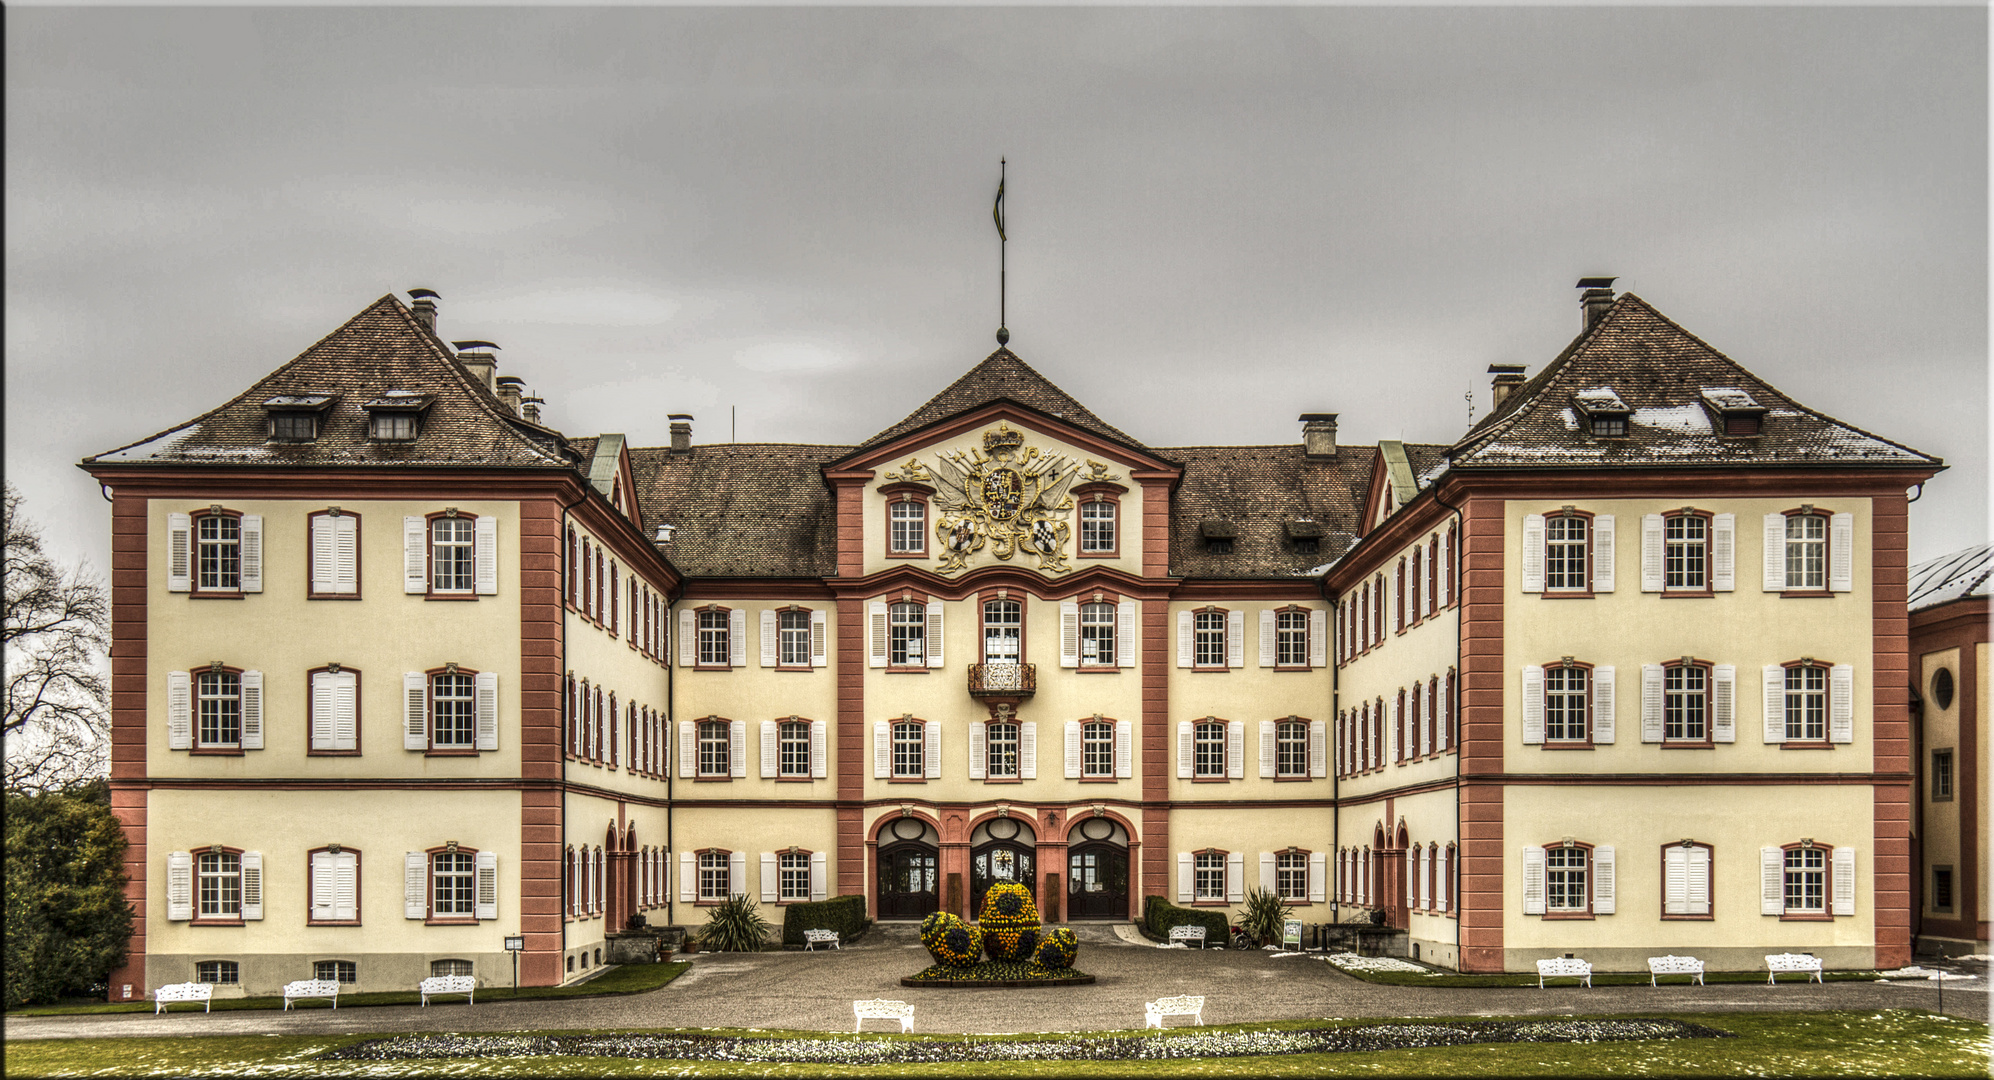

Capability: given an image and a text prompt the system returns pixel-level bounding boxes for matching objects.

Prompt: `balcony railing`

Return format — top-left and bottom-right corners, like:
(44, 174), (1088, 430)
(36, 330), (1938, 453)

(968, 662), (1036, 699)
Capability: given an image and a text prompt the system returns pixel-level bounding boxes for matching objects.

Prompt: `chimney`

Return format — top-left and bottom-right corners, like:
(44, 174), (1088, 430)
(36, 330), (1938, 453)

(669, 414), (694, 455)
(494, 376), (524, 416)
(452, 340), (500, 391)
(1300, 413), (1339, 459)
(1488, 364), (1527, 411)
(408, 288), (440, 333)
(1577, 276), (1617, 330)
(520, 395), (544, 426)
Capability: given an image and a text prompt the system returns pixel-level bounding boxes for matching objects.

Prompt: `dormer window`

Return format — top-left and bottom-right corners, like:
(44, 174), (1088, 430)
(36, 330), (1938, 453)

(1572, 387), (1630, 439)
(1701, 388), (1765, 438)
(1285, 519), (1324, 556)
(371, 413), (418, 441)
(1199, 520), (1235, 555)
(364, 393), (433, 443)
(261, 394), (335, 442)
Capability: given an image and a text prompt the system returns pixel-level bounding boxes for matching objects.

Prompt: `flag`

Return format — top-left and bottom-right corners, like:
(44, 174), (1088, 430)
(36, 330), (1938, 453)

(992, 177), (1006, 241)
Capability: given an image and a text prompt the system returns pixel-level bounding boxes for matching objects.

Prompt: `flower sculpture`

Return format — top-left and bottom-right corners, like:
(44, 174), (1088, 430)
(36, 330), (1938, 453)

(919, 911), (980, 968)
(1031, 926), (1079, 970)
(976, 882), (1042, 961)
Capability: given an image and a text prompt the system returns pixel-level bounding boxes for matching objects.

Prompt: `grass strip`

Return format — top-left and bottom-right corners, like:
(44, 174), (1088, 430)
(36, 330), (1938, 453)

(1316, 960), (1890, 988)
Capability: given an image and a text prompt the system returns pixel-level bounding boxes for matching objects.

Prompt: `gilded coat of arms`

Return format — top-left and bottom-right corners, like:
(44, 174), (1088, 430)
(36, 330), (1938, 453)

(917, 423), (1081, 574)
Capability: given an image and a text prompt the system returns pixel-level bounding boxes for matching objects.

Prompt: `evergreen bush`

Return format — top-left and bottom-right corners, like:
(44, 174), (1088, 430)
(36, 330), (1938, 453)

(695, 895), (772, 952)
(778, 895), (869, 947)
(1141, 895), (1228, 942)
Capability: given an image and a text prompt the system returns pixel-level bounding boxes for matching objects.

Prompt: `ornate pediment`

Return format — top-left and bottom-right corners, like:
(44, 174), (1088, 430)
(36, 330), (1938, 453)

(917, 422), (1082, 575)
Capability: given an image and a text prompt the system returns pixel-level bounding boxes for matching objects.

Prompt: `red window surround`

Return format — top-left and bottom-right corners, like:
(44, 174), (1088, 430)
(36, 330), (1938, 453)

(881, 484), (931, 559)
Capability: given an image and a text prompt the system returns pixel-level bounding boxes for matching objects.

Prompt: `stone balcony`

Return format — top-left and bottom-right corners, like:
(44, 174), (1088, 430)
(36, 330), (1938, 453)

(968, 662), (1036, 700)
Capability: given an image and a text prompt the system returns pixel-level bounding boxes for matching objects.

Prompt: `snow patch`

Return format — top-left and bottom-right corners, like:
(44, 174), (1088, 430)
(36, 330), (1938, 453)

(97, 423), (203, 461)
(1630, 405), (1713, 435)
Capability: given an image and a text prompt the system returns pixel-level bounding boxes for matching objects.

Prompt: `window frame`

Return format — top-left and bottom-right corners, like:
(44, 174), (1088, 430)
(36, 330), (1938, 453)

(696, 718), (731, 779)
(1275, 850), (1309, 902)
(425, 846), (481, 925)
(1078, 600), (1118, 669)
(1542, 841), (1594, 920)
(307, 845), (362, 927)
(1932, 865), (1955, 913)
(1275, 718), (1309, 779)
(426, 512), (478, 597)
(697, 849), (732, 903)
(1932, 748), (1954, 801)
(194, 666), (245, 753)
(1781, 661), (1832, 747)
(777, 718), (812, 779)
(194, 846), (246, 925)
(306, 509), (363, 600)
(1541, 661), (1593, 748)
(426, 667), (480, 754)
(1193, 719), (1228, 780)
(1543, 510), (1594, 596)
(695, 606), (733, 669)
(1274, 606), (1311, 669)
(981, 596), (1026, 665)
(1661, 509), (1714, 595)
(984, 720), (1021, 780)
(313, 959), (359, 984)
(890, 719), (927, 780)
(776, 608), (813, 669)
(884, 489), (929, 558)
(1193, 850), (1227, 904)
(1779, 842), (1831, 921)
(887, 600), (927, 669)
(1659, 841), (1714, 921)
(1077, 491), (1121, 559)
(778, 851), (812, 902)
(1081, 719), (1115, 778)
(1192, 608), (1228, 670)
(1782, 510), (1831, 594)
(195, 960), (240, 985)
(192, 509), (245, 596)
(306, 665), (362, 756)
(1662, 659), (1714, 747)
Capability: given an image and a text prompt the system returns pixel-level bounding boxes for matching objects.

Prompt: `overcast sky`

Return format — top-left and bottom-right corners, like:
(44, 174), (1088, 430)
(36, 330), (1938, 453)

(6, 5), (1986, 579)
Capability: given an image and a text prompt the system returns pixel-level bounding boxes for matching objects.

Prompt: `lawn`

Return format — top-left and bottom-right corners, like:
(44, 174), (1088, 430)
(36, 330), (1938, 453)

(5, 1010), (1987, 1077)
(1317, 960), (1892, 988)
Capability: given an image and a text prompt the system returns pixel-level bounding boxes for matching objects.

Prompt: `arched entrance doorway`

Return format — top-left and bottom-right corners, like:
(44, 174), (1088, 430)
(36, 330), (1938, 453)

(1066, 817), (1130, 919)
(970, 817), (1036, 916)
(876, 818), (940, 919)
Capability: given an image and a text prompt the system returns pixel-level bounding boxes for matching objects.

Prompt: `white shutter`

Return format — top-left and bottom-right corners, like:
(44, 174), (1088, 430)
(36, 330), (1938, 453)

(1712, 513), (1735, 591)
(1060, 601), (1080, 668)
(1226, 720), (1245, 779)
(810, 851), (828, 901)
(1828, 512), (1854, 592)
(924, 722), (941, 779)
(167, 670), (192, 749)
(406, 851), (427, 919)
(1436, 539), (1451, 606)
(1308, 851), (1326, 902)
(166, 851), (194, 921)
(869, 601), (889, 668)
(679, 721), (696, 777)
(1712, 664), (1736, 742)
(1664, 846), (1689, 915)
(1118, 601), (1139, 668)
(1019, 721), (1038, 779)
(327, 670), (358, 751)
(679, 609), (697, 667)
(729, 719), (747, 778)
(1176, 611), (1195, 668)
(1064, 720), (1082, 778)
(1308, 719), (1326, 778)
(728, 609), (747, 668)
(1641, 514), (1665, 592)
(473, 515), (498, 594)
(1177, 852), (1194, 903)
(330, 513), (357, 594)
(1521, 514), (1546, 592)
(1686, 846), (1710, 915)
(404, 516), (428, 594)
(1761, 847), (1785, 915)
(1116, 719), (1133, 778)
(1437, 846), (1450, 912)
(1592, 514), (1614, 592)
(760, 853), (779, 902)
(1521, 666), (1545, 745)
(680, 852), (696, 903)
(810, 720), (828, 778)
(1592, 665), (1615, 744)
(760, 610), (779, 667)
(404, 672), (428, 750)
(761, 721), (779, 778)
(1764, 665), (1788, 743)
(1258, 610), (1277, 667)
(232, 849), (262, 920)
(239, 670), (263, 749)
(476, 850), (498, 919)
(1225, 851), (1244, 903)
(1832, 847), (1856, 915)
(1641, 664), (1665, 743)
(313, 850), (337, 921)
(1522, 846), (1546, 914)
(873, 721), (891, 779)
(312, 514), (338, 594)
(728, 850), (745, 898)
(810, 609), (828, 667)
(969, 720), (987, 779)
(1259, 851), (1277, 892)
(233, 514), (262, 593)
(1309, 609), (1326, 668)
(166, 513), (192, 592)
(1829, 664), (1855, 743)
(475, 671), (498, 751)
(1176, 721), (1194, 779)
(1418, 848), (1430, 909)
(329, 850), (356, 921)
(1762, 513), (1787, 591)
(1592, 845), (1615, 914)
(1259, 721), (1277, 778)
(1227, 609), (1245, 668)
(925, 601), (944, 668)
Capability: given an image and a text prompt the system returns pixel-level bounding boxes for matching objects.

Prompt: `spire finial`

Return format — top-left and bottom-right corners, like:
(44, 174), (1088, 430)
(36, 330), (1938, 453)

(993, 158), (1008, 346)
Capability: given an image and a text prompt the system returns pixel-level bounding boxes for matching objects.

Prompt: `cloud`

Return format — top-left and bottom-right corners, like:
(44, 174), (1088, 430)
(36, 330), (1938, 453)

(733, 341), (850, 374)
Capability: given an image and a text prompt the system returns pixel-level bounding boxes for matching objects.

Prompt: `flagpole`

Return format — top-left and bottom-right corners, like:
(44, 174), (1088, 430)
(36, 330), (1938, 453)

(997, 157), (1009, 347)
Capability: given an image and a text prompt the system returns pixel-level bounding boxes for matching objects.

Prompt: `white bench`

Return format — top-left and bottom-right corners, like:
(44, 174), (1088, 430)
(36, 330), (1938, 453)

(282, 979), (340, 1010)
(153, 982), (213, 1014)
(1169, 925), (1208, 949)
(1535, 957), (1593, 988)
(1646, 955), (1705, 986)
(853, 998), (914, 1033)
(1765, 953), (1824, 985)
(1145, 994), (1206, 1029)
(804, 929), (841, 951)
(419, 975), (477, 1006)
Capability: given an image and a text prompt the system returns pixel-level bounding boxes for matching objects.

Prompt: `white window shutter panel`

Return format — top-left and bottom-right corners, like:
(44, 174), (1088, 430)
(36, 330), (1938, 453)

(1829, 664), (1855, 743)
(761, 721), (779, 778)
(1641, 664), (1665, 743)
(1309, 609), (1327, 668)
(1258, 610), (1277, 667)
(1712, 513), (1735, 591)
(1832, 847), (1856, 915)
(924, 722), (941, 779)
(234, 514), (263, 593)
(313, 851), (336, 921)
(1521, 666), (1545, 744)
(334, 671), (358, 751)
(1019, 721), (1038, 779)
(810, 609), (828, 666)
(760, 610), (778, 667)
(760, 853), (779, 903)
(1176, 721), (1194, 779)
(1712, 665), (1736, 742)
(334, 851), (357, 921)
(1828, 513), (1854, 592)
(1764, 665), (1788, 743)
(332, 513), (357, 594)
(1522, 846), (1546, 915)
(1687, 846), (1710, 914)
(1226, 851), (1244, 903)
(1761, 847), (1786, 915)
(1118, 601), (1139, 668)
(1227, 720), (1245, 779)
(680, 852), (696, 903)
(810, 851), (828, 901)
(312, 514), (337, 594)
(473, 515), (498, 594)
(1258, 721), (1276, 778)
(679, 609), (697, 667)
(475, 671), (499, 751)
(1178, 853), (1194, 903)
(406, 852), (427, 919)
(969, 720), (987, 779)
(1591, 514), (1614, 592)
(166, 851), (193, 920)
(237, 850), (263, 920)
(1308, 851), (1327, 902)
(1664, 846), (1688, 915)
(1641, 514), (1665, 592)
(476, 850), (498, 919)
(166, 513), (192, 592)
(925, 601), (944, 668)
(239, 670), (263, 749)
(1176, 610), (1194, 668)
(1116, 719), (1133, 778)
(1308, 719), (1326, 778)
(404, 516), (428, 594)
(167, 670), (192, 749)
(1259, 851), (1277, 892)
(1592, 665), (1615, 744)
(1438, 846), (1451, 912)
(1227, 609), (1245, 668)
(679, 721), (696, 777)
(1763, 513), (1787, 591)
(727, 850), (745, 898)
(1064, 720), (1082, 779)
(1418, 848), (1431, 908)
(1059, 601), (1080, 667)
(873, 721), (890, 779)
(1436, 543), (1451, 607)
(869, 601), (889, 668)
(729, 719), (747, 778)
(1592, 845), (1615, 914)
(404, 672), (428, 750)
(728, 609), (747, 668)
(1521, 514), (1546, 592)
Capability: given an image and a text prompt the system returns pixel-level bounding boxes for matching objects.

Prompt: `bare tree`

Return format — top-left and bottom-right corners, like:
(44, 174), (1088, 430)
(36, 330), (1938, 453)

(4, 484), (110, 791)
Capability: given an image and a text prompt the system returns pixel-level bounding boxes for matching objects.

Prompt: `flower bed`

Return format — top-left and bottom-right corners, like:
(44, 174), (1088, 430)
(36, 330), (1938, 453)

(902, 960), (1096, 987)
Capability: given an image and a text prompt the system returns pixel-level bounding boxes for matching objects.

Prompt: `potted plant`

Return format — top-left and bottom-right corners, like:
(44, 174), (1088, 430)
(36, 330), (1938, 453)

(1234, 887), (1295, 948)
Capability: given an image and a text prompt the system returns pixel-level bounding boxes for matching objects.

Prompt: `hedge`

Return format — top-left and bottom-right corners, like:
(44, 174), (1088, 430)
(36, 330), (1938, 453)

(1142, 895), (1229, 942)
(780, 895), (870, 947)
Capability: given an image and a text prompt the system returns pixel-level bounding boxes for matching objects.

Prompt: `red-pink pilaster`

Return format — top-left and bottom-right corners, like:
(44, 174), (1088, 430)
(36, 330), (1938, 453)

(1870, 491), (1913, 968)
(105, 491), (150, 998)
(1456, 494), (1506, 971)
(836, 597), (868, 904)
(1140, 597), (1172, 904)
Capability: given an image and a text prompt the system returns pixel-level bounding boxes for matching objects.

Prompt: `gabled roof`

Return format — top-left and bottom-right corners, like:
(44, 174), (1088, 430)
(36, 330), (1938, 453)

(857, 347), (1145, 452)
(1158, 445), (1375, 578)
(1908, 544), (1992, 614)
(85, 295), (574, 469)
(632, 443), (855, 578)
(1448, 294), (1942, 471)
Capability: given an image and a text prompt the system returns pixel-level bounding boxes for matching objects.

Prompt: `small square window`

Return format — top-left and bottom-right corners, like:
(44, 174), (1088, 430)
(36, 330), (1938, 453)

(314, 960), (357, 984)
(271, 412), (318, 441)
(1932, 749), (1954, 801)
(1206, 537), (1233, 555)
(1293, 537), (1319, 555)
(1590, 415), (1626, 437)
(370, 412), (418, 441)
(196, 961), (239, 984)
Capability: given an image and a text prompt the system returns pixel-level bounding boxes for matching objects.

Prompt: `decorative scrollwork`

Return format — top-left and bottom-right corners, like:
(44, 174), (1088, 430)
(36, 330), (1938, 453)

(921, 423), (1079, 575)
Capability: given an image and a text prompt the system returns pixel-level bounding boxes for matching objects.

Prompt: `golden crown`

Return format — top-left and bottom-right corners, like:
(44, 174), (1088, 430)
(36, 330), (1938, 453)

(983, 423), (1025, 452)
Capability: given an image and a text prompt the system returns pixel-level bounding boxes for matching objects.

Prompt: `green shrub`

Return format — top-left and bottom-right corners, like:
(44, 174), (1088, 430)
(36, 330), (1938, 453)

(1142, 895), (1228, 942)
(5, 782), (132, 1008)
(779, 894), (869, 947)
(695, 895), (771, 952)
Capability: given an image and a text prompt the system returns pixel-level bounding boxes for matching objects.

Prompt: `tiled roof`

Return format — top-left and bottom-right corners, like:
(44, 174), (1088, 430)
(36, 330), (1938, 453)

(1158, 445), (1376, 578)
(1403, 443), (1451, 490)
(86, 295), (575, 470)
(1449, 295), (1941, 470)
(631, 443), (855, 578)
(1908, 544), (1992, 613)
(857, 348), (1145, 452)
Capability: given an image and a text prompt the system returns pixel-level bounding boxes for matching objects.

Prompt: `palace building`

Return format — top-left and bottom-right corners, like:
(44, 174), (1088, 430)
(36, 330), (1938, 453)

(82, 279), (1945, 996)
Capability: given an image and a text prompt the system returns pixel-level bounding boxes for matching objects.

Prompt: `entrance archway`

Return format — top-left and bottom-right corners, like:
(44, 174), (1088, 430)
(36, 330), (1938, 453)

(969, 817), (1036, 916)
(1065, 817), (1130, 920)
(876, 818), (940, 919)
